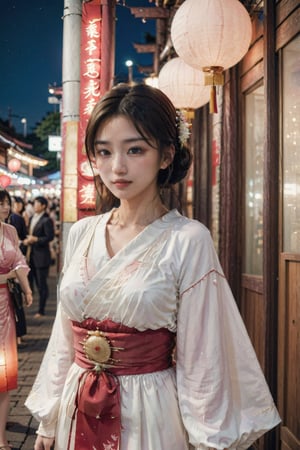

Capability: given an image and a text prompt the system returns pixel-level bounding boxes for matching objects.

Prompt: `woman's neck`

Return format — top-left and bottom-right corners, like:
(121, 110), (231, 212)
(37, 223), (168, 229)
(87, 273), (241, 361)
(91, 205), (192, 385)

(111, 199), (168, 228)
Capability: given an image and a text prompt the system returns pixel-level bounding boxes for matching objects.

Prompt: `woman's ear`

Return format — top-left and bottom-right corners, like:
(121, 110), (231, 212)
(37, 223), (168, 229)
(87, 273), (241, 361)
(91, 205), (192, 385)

(160, 145), (175, 170)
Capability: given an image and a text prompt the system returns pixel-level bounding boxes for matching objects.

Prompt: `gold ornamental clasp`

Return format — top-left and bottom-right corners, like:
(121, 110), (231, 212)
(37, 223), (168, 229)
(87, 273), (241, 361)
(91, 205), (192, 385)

(82, 330), (112, 364)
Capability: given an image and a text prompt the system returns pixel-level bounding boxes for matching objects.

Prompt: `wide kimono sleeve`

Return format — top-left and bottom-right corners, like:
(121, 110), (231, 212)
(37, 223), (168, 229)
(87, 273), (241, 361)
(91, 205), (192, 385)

(175, 221), (281, 450)
(24, 222), (79, 436)
(24, 302), (74, 436)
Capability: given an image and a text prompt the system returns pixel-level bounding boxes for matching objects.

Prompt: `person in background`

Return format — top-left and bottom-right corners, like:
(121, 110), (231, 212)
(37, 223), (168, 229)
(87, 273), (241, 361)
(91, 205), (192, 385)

(7, 196), (28, 345)
(9, 196), (27, 254)
(23, 196), (54, 318)
(23, 199), (34, 228)
(26, 84), (280, 450)
(0, 188), (33, 449)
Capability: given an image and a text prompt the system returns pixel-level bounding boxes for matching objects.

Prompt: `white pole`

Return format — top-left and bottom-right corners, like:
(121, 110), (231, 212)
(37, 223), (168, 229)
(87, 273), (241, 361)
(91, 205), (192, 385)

(62, 0), (81, 123)
(61, 0), (82, 257)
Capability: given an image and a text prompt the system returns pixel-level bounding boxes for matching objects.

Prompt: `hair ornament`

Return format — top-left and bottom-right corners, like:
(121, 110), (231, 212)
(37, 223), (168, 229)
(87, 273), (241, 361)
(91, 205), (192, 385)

(176, 110), (191, 147)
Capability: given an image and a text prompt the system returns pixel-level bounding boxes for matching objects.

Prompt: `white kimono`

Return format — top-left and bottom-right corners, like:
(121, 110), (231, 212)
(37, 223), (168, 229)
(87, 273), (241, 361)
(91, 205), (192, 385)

(25, 209), (280, 450)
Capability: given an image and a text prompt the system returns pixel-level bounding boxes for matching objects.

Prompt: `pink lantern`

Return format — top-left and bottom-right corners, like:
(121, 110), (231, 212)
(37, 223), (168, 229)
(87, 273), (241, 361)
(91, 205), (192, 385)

(0, 174), (12, 188)
(8, 158), (21, 173)
(171, 0), (252, 112)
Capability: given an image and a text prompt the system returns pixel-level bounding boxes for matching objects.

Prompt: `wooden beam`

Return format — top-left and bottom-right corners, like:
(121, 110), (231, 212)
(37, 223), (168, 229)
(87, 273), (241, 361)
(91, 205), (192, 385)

(137, 64), (154, 74)
(133, 43), (156, 53)
(129, 7), (170, 19)
(262, 2), (279, 448)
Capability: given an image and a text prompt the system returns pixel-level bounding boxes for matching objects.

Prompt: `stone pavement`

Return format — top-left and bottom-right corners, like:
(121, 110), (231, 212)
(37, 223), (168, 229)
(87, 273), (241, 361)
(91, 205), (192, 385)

(7, 271), (58, 450)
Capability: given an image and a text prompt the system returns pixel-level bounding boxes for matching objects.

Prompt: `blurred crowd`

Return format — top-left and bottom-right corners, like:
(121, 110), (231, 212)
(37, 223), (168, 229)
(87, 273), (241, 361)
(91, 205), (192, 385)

(9, 194), (60, 265)
(6, 193), (60, 342)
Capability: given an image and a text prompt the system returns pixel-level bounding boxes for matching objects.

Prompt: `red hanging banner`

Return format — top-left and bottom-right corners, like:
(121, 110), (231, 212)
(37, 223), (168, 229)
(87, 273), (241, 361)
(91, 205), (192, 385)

(77, 0), (102, 217)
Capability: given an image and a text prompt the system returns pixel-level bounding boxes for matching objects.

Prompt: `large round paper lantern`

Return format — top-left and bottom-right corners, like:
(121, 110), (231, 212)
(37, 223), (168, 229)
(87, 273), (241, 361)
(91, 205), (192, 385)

(8, 158), (21, 173)
(171, 0), (252, 112)
(158, 57), (210, 109)
(0, 174), (12, 188)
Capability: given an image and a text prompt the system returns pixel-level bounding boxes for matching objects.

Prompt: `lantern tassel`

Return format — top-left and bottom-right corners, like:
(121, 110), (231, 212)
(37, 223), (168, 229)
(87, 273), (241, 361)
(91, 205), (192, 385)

(210, 85), (218, 114)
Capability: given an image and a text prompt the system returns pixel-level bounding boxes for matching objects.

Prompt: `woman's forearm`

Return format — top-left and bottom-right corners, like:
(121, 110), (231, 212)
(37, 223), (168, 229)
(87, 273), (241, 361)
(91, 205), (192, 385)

(15, 267), (31, 292)
(15, 268), (33, 306)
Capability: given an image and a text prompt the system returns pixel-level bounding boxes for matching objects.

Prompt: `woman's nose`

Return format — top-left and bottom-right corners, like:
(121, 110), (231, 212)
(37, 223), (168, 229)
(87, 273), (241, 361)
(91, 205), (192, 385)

(112, 154), (127, 173)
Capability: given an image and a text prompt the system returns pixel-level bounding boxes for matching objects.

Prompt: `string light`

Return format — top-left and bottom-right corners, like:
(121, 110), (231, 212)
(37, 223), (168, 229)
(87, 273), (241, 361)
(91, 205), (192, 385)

(7, 147), (47, 167)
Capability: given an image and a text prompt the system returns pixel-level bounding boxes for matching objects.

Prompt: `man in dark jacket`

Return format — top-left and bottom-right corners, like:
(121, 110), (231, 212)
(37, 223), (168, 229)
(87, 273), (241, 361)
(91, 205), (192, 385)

(23, 196), (54, 317)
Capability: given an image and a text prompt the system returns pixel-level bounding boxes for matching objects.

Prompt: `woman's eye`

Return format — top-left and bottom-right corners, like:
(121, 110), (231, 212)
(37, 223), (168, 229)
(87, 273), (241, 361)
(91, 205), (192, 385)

(95, 148), (110, 157)
(128, 147), (143, 155)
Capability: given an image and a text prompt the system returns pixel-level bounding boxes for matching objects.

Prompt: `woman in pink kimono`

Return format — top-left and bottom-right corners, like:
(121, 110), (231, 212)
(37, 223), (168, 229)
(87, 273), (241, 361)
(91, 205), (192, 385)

(0, 189), (33, 449)
(26, 84), (280, 450)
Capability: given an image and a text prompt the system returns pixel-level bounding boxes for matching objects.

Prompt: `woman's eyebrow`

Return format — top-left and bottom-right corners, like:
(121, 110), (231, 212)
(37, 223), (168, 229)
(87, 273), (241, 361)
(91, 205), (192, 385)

(94, 137), (146, 145)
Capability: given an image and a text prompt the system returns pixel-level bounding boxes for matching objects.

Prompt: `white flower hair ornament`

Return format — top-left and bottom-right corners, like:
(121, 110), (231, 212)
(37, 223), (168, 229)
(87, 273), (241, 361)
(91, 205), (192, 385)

(176, 110), (191, 147)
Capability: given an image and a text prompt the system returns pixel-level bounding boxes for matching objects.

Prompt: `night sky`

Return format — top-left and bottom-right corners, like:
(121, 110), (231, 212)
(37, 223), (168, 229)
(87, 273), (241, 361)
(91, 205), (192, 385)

(0, 1), (155, 135)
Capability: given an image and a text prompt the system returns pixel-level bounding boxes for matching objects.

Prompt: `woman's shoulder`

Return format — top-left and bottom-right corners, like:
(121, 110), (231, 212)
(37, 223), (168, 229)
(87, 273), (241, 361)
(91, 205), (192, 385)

(169, 212), (219, 262)
(171, 212), (223, 279)
(172, 211), (211, 241)
(63, 214), (106, 262)
(3, 222), (18, 234)
(3, 222), (19, 241)
(69, 213), (106, 238)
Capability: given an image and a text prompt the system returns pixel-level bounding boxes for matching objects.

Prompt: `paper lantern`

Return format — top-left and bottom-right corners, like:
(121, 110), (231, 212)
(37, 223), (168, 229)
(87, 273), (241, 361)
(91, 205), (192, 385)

(158, 57), (210, 109)
(145, 75), (159, 88)
(171, 0), (252, 112)
(0, 174), (12, 188)
(8, 158), (21, 173)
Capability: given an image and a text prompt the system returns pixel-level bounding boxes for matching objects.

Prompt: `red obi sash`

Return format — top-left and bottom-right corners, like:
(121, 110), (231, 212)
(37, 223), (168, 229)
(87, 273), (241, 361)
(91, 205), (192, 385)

(70, 318), (175, 450)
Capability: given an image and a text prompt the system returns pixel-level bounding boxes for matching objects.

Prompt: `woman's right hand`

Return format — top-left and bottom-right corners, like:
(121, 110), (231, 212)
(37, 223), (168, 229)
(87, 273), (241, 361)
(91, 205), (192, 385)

(34, 434), (55, 450)
(24, 292), (33, 307)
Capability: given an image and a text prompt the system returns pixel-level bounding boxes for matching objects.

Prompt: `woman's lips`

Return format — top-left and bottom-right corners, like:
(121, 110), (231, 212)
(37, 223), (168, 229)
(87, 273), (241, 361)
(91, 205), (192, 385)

(112, 180), (132, 188)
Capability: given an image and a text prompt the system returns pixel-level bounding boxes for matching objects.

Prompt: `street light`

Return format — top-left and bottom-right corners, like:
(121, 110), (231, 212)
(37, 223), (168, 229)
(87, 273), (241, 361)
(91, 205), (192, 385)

(125, 60), (133, 85)
(48, 84), (62, 113)
(21, 118), (27, 137)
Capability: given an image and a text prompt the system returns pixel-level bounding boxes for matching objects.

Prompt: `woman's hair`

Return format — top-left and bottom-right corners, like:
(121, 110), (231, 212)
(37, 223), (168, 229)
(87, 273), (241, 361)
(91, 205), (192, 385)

(0, 189), (12, 207)
(13, 196), (25, 213)
(85, 83), (192, 211)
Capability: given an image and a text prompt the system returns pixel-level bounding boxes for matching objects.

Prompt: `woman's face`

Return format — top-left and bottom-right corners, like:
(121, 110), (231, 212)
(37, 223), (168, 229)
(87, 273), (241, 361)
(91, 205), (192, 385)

(0, 197), (10, 222)
(93, 115), (170, 205)
(13, 200), (23, 214)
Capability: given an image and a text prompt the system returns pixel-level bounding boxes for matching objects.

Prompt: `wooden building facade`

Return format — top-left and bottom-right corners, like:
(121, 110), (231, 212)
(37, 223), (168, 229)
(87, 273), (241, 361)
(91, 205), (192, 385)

(190, 1), (300, 449)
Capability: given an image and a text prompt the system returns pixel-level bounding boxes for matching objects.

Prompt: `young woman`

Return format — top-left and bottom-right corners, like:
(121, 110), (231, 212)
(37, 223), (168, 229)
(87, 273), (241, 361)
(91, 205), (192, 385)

(0, 189), (33, 449)
(26, 84), (280, 450)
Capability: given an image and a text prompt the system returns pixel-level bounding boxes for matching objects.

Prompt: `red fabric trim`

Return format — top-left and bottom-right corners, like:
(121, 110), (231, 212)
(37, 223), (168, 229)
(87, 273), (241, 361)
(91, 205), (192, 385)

(180, 268), (225, 296)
